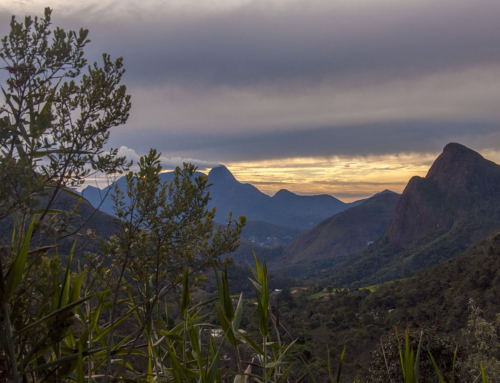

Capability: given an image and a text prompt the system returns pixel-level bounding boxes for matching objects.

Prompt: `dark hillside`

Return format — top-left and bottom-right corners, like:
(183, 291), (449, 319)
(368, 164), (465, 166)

(259, 230), (500, 380)
(363, 230), (500, 327)
(323, 143), (500, 286)
(272, 192), (400, 277)
(387, 143), (500, 246)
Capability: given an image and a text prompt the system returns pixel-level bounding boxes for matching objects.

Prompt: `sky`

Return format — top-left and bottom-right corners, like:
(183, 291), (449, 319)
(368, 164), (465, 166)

(2, 0), (500, 201)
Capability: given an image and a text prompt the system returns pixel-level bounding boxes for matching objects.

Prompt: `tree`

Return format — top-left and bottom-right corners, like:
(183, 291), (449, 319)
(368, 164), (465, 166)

(0, 9), (247, 381)
(462, 299), (500, 380)
(84, 150), (246, 379)
(0, 7), (131, 229)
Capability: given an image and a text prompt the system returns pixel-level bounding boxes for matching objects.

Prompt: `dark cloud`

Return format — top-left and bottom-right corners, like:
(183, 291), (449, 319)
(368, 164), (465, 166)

(2, 1), (500, 168)
(16, 0), (499, 88)
(108, 120), (500, 162)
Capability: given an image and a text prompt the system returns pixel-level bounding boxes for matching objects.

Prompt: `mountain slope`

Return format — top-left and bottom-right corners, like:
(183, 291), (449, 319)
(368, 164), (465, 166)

(364, 229), (500, 328)
(270, 192), (400, 277)
(324, 143), (500, 287)
(206, 165), (272, 222)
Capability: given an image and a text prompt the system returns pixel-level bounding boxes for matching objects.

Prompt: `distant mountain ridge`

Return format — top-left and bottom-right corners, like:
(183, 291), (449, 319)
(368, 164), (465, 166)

(322, 143), (500, 287)
(81, 164), (371, 229)
(207, 165), (356, 227)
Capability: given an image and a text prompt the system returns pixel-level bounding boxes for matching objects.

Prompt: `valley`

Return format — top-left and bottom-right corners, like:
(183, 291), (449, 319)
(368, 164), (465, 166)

(74, 142), (500, 379)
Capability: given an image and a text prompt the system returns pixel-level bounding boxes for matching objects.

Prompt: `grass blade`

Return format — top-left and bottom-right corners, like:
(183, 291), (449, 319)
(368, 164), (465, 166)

(3, 218), (35, 303)
(335, 347), (345, 383)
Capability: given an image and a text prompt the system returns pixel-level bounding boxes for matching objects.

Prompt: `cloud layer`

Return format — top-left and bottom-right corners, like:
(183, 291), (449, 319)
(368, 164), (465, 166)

(115, 146), (220, 171)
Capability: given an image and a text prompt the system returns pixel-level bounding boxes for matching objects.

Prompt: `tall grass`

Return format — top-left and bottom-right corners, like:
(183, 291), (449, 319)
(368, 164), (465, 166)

(0, 225), (492, 381)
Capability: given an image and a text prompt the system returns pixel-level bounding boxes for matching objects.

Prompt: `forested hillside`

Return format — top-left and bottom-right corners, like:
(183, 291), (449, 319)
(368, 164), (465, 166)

(322, 143), (500, 287)
(274, 192), (399, 277)
(243, 229), (500, 380)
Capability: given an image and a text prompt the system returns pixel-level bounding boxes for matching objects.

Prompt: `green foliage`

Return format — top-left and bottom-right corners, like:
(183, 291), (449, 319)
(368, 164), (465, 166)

(368, 327), (467, 382)
(0, 149), (245, 381)
(462, 299), (500, 381)
(0, 7), (131, 226)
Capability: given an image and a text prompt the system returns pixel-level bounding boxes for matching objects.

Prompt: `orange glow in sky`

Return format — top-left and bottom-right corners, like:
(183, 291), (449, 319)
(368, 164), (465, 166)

(222, 153), (437, 202)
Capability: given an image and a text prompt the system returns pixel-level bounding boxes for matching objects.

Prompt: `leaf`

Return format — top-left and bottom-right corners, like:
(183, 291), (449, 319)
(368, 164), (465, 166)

(223, 261), (235, 322)
(335, 347), (345, 383)
(32, 208), (78, 216)
(451, 345), (458, 383)
(58, 241), (76, 309)
(480, 364), (488, 383)
(247, 277), (262, 293)
(59, 188), (93, 207)
(280, 339), (298, 359)
(68, 270), (86, 313)
(181, 266), (190, 317)
(205, 339), (222, 383)
(214, 264), (225, 308)
(187, 318), (203, 370)
(27, 245), (58, 258)
(147, 340), (153, 383)
(24, 346), (108, 374)
(238, 332), (265, 356)
(157, 329), (183, 343)
(11, 211), (21, 232)
(429, 350), (446, 383)
(266, 361), (288, 369)
(3, 218), (35, 303)
(233, 293), (244, 331)
(215, 305), (238, 347)
(15, 293), (97, 337)
(93, 310), (134, 342)
(300, 356), (318, 383)
(77, 340), (85, 383)
(404, 328), (415, 382)
(415, 330), (423, 381)
(256, 291), (269, 337)
(90, 292), (109, 331)
(327, 347), (333, 383)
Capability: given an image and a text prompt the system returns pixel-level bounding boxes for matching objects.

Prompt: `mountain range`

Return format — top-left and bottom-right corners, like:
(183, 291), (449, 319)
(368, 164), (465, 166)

(81, 164), (365, 230)
(77, 142), (500, 289)
(319, 143), (500, 287)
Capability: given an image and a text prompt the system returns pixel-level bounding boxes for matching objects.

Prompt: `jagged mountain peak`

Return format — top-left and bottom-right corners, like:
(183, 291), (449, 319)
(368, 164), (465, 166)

(322, 143), (500, 287)
(425, 142), (500, 196)
(386, 142), (500, 246)
(427, 143), (486, 177)
(208, 165), (237, 183)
